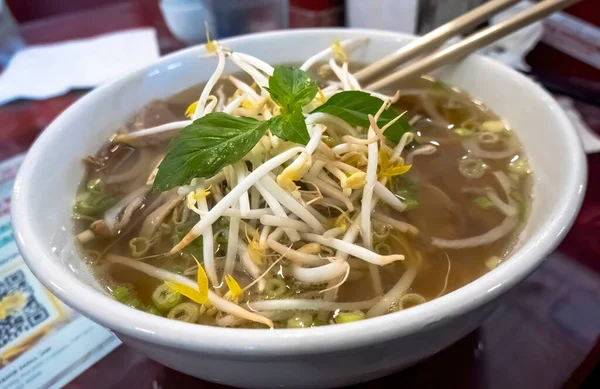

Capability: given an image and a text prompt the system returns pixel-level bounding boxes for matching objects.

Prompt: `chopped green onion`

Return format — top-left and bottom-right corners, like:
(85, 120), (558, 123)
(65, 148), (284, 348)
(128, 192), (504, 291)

(482, 120), (505, 133)
(453, 127), (473, 137)
(111, 286), (130, 303)
(145, 306), (163, 316)
(485, 256), (502, 270)
(311, 319), (327, 327)
(86, 178), (104, 193)
(334, 310), (366, 324)
(374, 242), (392, 255)
(474, 196), (494, 210)
(161, 262), (185, 275)
(478, 132), (500, 145)
(509, 189), (527, 221)
(508, 158), (530, 175)
(321, 135), (337, 148)
(171, 205), (188, 225)
(129, 237), (151, 258)
(167, 302), (201, 323)
(73, 179), (117, 217)
(215, 217), (229, 230)
(399, 293), (426, 309)
(174, 223), (193, 236)
(458, 157), (488, 179)
(391, 175), (419, 210)
(286, 314), (314, 328)
(127, 298), (145, 310)
(152, 283), (183, 312)
(159, 223), (173, 234)
(84, 250), (101, 266)
(403, 199), (419, 211)
(265, 278), (287, 298)
(216, 234), (228, 245)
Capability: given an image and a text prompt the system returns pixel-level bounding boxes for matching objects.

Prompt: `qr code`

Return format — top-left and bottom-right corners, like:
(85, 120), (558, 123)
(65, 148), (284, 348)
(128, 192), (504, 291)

(0, 270), (50, 349)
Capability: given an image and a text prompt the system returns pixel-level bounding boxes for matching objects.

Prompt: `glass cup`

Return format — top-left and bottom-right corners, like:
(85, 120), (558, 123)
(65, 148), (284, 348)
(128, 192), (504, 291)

(0, 0), (24, 67)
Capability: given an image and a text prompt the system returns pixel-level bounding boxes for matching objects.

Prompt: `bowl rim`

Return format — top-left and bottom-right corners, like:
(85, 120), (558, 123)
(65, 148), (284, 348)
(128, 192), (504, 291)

(11, 28), (587, 356)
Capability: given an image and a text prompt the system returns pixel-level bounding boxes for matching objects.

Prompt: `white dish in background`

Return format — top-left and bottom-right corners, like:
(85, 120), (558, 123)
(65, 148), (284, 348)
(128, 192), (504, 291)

(11, 29), (586, 388)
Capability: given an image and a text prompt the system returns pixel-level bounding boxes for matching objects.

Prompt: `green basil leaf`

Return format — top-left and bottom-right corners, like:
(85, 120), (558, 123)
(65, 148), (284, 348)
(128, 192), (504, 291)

(310, 91), (410, 142)
(266, 65), (318, 113)
(153, 113), (269, 191)
(268, 110), (310, 145)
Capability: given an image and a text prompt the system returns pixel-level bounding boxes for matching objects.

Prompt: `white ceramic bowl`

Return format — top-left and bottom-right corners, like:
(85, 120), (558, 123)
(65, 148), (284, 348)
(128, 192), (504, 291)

(11, 29), (586, 388)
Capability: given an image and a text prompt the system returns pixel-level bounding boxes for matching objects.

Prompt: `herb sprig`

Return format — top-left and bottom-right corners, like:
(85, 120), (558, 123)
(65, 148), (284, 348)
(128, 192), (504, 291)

(152, 65), (410, 191)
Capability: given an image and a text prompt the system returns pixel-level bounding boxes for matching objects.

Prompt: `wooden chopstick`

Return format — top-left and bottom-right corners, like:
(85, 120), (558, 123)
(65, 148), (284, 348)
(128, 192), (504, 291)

(354, 0), (521, 82)
(366, 0), (580, 91)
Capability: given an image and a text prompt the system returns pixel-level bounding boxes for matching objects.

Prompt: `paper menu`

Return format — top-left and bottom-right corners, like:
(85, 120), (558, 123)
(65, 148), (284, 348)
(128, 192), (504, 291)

(0, 153), (120, 389)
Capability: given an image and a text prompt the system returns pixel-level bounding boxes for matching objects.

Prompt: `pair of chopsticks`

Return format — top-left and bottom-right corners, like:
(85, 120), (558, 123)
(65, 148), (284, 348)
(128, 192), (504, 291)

(358, 0), (581, 91)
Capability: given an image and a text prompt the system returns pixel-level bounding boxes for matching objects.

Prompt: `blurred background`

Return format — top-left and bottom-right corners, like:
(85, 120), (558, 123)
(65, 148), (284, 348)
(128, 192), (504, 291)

(0, 1), (598, 388)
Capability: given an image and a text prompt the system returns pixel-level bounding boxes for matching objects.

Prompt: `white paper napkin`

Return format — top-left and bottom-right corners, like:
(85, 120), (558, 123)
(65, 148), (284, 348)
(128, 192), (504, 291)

(0, 28), (159, 105)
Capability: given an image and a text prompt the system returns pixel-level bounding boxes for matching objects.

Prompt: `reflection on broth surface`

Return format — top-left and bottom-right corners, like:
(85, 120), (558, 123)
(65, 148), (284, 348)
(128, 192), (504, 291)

(73, 42), (531, 329)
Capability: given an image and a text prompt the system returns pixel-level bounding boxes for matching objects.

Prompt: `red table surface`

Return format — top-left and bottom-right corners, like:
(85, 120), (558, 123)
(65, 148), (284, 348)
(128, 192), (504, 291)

(1, 2), (599, 388)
